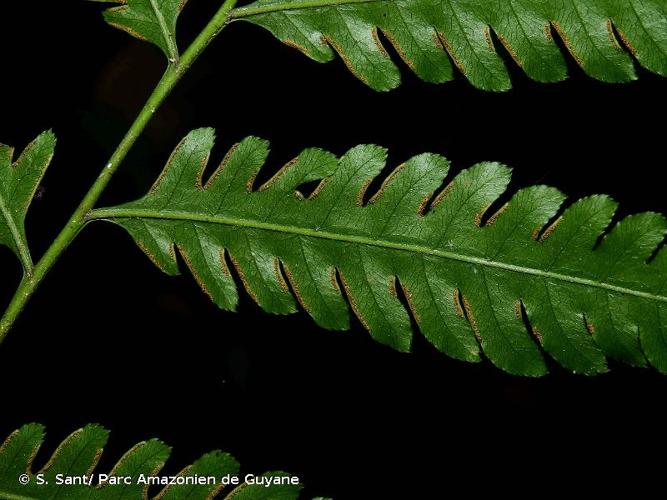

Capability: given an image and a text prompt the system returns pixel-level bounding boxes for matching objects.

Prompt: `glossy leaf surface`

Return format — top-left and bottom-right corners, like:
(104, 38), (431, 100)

(92, 0), (187, 60)
(233, 0), (667, 91)
(96, 129), (667, 377)
(0, 132), (55, 274)
(0, 423), (301, 499)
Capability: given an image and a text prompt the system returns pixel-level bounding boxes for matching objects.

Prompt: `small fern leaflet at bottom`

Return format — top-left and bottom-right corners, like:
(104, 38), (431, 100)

(0, 423), (302, 499)
(90, 129), (667, 377)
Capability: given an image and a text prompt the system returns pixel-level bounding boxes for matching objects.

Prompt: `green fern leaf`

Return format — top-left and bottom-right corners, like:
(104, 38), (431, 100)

(90, 0), (186, 61)
(0, 132), (56, 275)
(0, 423), (302, 499)
(231, 0), (667, 91)
(91, 129), (667, 377)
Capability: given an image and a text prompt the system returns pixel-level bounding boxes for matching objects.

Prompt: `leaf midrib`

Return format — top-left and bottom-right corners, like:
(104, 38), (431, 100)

(627, 0), (667, 57)
(231, 0), (383, 18)
(0, 191), (32, 273)
(148, 0), (179, 61)
(91, 207), (667, 304)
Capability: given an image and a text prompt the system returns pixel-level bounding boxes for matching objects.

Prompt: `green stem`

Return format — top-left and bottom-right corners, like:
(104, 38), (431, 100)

(0, 0), (238, 342)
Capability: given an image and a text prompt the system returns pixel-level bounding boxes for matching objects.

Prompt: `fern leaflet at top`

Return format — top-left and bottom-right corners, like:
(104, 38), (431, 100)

(91, 0), (667, 91)
(90, 0), (187, 61)
(232, 0), (667, 90)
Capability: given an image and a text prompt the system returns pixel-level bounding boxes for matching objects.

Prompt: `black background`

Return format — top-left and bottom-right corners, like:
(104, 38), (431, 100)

(1, 1), (666, 498)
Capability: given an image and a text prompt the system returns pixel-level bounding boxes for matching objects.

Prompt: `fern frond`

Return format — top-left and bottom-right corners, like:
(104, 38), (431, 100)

(92, 128), (667, 377)
(0, 132), (56, 275)
(90, 0), (187, 61)
(231, 0), (667, 91)
(0, 423), (302, 499)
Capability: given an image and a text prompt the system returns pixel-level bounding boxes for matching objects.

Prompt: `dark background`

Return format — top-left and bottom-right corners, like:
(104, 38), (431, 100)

(1, 1), (666, 498)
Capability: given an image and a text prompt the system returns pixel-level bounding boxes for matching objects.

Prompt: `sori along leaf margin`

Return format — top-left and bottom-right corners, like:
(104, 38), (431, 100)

(89, 129), (667, 377)
(0, 0), (665, 378)
(97, 0), (667, 90)
(0, 423), (306, 499)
